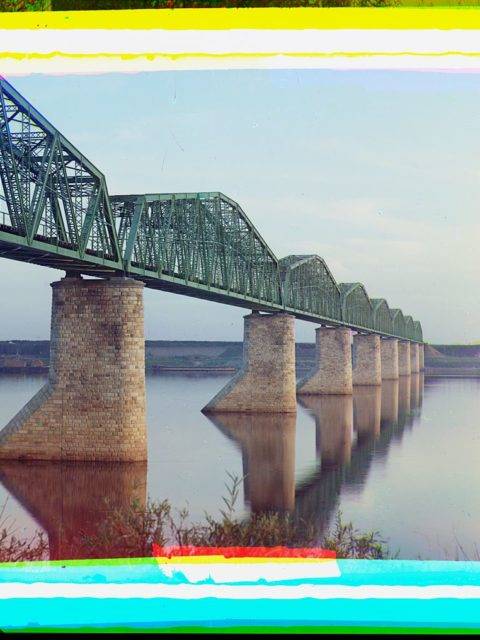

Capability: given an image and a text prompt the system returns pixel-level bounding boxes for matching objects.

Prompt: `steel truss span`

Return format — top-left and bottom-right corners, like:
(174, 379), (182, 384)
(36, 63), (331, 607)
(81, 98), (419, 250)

(0, 78), (423, 343)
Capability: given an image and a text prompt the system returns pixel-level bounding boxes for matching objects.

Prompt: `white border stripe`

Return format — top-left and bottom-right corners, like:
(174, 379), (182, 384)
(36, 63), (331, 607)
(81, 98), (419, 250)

(1, 29), (480, 55)
(156, 561), (340, 583)
(2, 56), (480, 76)
(1, 28), (480, 74)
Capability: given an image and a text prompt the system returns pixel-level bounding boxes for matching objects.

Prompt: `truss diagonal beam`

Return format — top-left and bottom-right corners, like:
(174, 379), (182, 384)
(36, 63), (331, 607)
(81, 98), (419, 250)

(0, 78), (424, 343)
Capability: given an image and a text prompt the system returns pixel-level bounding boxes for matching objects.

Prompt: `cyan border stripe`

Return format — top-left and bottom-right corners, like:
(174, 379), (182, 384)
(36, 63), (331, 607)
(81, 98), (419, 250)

(1, 559), (480, 586)
(2, 559), (480, 630)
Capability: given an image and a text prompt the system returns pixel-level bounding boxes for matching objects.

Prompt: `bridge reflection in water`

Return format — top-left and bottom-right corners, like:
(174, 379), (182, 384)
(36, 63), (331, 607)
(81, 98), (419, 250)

(207, 413), (296, 513)
(0, 374), (423, 560)
(295, 373), (424, 532)
(0, 461), (147, 560)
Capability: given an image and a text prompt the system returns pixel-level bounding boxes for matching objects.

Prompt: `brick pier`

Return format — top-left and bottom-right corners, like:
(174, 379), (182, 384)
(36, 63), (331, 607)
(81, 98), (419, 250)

(0, 276), (147, 461)
(398, 341), (412, 376)
(297, 327), (353, 395)
(380, 338), (399, 380)
(410, 342), (420, 374)
(352, 334), (382, 386)
(202, 312), (297, 413)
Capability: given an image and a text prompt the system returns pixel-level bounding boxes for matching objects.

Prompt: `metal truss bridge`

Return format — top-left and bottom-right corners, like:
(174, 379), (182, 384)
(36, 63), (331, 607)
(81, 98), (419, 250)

(0, 78), (423, 343)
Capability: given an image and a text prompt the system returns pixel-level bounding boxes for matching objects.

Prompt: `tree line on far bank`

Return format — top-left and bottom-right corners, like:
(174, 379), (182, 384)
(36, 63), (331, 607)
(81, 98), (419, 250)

(3, 1), (475, 13)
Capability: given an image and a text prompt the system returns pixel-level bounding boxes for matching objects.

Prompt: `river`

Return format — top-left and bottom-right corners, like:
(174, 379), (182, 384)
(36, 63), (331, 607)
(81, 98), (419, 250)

(0, 372), (478, 560)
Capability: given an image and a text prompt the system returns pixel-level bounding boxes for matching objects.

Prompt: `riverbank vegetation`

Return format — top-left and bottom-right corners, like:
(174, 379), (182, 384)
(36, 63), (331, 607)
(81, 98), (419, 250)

(0, 474), (388, 562)
(76, 474), (388, 560)
(2, 1), (480, 13)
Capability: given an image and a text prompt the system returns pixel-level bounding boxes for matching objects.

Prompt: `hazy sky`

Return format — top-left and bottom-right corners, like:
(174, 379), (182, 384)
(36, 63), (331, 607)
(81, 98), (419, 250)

(1, 69), (478, 344)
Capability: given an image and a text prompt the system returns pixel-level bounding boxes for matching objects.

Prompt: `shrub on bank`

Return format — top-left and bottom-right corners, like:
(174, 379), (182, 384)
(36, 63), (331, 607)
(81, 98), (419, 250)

(0, 473), (389, 562)
(73, 473), (389, 560)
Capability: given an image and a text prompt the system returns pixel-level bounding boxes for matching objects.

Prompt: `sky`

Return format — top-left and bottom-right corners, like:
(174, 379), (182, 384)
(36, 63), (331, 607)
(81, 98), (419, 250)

(1, 68), (478, 344)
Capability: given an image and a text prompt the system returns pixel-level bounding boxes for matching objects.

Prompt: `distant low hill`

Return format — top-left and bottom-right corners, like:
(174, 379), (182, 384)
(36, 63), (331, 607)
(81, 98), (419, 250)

(0, 340), (317, 373)
(2, 339), (479, 377)
(430, 344), (480, 358)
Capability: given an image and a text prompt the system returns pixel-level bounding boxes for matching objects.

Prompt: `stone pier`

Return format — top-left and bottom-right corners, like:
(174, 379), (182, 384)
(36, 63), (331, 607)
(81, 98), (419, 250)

(398, 341), (411, 376)
(297, 327), (352, 395)
(352, 334), (381, 386)
(419, 344), (425, 371)
(203, 312), (297, 414)
(380, 338), (399, 380)
(0, 275), (147, 461)
(410, 342), (420, 374)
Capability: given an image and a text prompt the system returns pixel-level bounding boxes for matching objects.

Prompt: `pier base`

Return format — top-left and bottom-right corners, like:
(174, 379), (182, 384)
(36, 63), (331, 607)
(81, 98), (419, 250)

(380, 338), (399, 380)
(398, 341), (411, 376)
(352, 334), (381, 386)
(410, 343), (420, 373)
(0, 276), (147, 461)
(297, 327), (352, 395)
(419, 344), (425, 371)
(202, 312), (297, 414)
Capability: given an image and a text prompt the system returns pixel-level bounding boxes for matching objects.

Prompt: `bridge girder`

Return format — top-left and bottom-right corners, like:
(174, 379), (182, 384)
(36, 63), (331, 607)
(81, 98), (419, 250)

(0, 78), (424, 343)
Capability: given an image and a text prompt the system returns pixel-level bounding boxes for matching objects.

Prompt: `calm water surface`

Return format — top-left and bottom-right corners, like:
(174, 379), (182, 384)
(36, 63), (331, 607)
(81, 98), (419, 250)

(0, 372), (479, 560)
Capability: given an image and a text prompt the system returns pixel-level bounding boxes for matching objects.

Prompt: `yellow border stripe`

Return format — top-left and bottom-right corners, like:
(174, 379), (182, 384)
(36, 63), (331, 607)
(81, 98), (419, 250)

(1, 8), (480, 31)
(2, 52), (480, 61)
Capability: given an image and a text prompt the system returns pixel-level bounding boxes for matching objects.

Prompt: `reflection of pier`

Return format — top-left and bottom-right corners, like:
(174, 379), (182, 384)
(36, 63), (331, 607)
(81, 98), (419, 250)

(300, 395), (353, 468)
(353, 386), (381, 443)
(1, 373), (425, 560)
(206, 374), (424, 536)
(399, 375), (411, 423)
(294, 374), (423, 530)
(206, 413), (296, 513)
(0, 462), (146, 559)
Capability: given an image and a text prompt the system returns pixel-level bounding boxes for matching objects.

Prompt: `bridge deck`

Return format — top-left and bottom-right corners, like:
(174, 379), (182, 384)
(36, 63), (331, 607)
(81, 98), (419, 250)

(0, 78), (423, 343)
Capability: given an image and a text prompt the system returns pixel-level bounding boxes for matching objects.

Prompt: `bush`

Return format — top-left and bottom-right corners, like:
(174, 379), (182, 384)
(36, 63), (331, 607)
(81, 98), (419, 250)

(73, 472), (389, 560)
(49, 1), (400, 11)
(0, 0), (51, 11)
(0, 473), (389, 562)
(0, 500), (48, 562)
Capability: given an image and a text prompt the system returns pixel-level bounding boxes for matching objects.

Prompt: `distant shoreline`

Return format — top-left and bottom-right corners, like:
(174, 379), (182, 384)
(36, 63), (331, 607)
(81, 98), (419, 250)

(147, 366), (236, 373)
(0, 339), (479, 379)
(424, 371), (480, 379)
(0, 366), (479, 379)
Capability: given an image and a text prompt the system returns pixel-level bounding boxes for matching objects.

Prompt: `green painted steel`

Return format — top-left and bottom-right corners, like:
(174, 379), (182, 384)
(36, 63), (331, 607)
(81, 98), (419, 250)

(279, 255), (342, 322)
(111, 192), (282, 309)
(371, 298), (393, 336)
(413, 320), (423, 343)
(391, 308), (406, 339)
(404, 315), (415, 342)
(339, 283), (373, 331)
(0, 78), (423, 342)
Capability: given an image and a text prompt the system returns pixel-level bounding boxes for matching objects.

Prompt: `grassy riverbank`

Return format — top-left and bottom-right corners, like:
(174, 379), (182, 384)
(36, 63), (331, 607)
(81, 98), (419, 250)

(0, 474), (388, 562)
